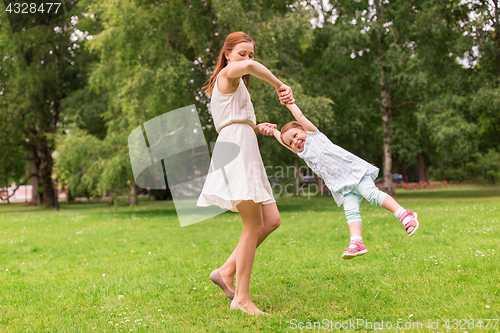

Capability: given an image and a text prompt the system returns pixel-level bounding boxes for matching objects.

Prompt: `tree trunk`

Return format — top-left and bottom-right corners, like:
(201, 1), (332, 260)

(417, 153), (429, 183)
(130, 184), (138, 205)
(5, 167), (10, 204)
(37, 140), (55, 208)
(397, 158), (409, 183)
(377, 0), (394, 196)
(380, 69), (394, 196)
(495, 0), (500, 74)
(108, 190), (114, 205)
(67, 188), (74, 204)
(29, 147), (41, 206)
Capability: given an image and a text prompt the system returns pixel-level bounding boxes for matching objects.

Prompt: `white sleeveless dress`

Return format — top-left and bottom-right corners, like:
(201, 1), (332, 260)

(196, 74), (275, 212)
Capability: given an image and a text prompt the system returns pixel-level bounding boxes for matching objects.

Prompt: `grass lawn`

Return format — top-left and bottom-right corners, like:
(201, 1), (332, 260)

(0, 187), (499, 332)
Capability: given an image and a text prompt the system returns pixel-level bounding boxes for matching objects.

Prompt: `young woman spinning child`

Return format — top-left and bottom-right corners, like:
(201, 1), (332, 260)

(255, 103), (420, 259)
(197, 32), (294, 315)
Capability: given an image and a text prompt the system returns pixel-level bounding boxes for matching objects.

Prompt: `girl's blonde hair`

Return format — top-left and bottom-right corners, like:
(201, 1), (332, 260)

(203, 32), (255, 96)
(280, 121), (304, 147)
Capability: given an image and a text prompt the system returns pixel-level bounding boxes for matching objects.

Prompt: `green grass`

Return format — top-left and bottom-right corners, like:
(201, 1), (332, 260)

(0, 188), (499, 332)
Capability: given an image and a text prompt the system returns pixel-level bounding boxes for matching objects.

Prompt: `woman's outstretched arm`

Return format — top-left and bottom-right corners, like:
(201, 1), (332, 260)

(224, 60), (294, 104)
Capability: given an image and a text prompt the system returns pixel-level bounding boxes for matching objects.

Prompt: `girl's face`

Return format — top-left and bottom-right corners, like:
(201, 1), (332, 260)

(282, 128), (306, 153)
(225, 42), (254, 63)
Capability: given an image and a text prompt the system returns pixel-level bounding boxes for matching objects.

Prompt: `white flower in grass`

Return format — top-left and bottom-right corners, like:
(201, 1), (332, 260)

(486, 305), (490, 308)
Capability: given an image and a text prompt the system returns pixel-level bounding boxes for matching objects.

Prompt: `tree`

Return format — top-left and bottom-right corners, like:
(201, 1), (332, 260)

(0, 8), (96, 207)
(82, 0), (323, 199)
(461, 0), (500, 154)
(303, 0), (472, 191)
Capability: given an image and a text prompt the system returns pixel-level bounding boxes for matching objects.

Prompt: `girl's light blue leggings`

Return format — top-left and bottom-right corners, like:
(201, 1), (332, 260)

(343, 174), (388, 224)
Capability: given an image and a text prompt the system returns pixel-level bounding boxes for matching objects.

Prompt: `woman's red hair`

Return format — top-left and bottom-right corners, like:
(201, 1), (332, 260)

(203, 32), (255, 96)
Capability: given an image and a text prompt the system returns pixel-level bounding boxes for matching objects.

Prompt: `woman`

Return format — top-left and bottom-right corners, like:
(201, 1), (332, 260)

(197, 31), (294, 315)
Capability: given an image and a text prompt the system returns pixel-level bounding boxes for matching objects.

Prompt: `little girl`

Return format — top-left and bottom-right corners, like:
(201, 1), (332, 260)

(257, 103), (419, 259)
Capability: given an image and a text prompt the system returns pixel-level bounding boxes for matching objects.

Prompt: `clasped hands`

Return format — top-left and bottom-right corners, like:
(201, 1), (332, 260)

(254, 84), (294, 136)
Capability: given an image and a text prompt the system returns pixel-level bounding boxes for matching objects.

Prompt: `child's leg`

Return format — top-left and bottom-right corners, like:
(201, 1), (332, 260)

(342, 192), (367, 259)
(356, 175), (419, 236)
(380, 195), (400, 213)
(347, 221), (362, 239)
(343, 192), (363, 239)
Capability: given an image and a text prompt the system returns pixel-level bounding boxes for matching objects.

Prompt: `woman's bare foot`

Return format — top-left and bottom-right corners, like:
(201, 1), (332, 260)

(230, 298), (269, 315)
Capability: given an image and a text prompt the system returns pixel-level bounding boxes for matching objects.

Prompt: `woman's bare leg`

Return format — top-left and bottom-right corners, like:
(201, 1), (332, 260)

(226, 200), (267, 314)
(218, 203), (281, 295)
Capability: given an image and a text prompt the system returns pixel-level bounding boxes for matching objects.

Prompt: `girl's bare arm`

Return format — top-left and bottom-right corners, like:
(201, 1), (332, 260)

(285, 103), (318, 132)
(273, 129), (295, 153)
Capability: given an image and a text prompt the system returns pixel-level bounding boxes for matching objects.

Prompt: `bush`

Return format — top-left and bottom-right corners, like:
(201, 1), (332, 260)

(431, 149), (500, 184)
(467, 150), (500, 184)
(431, 167), (467, 182)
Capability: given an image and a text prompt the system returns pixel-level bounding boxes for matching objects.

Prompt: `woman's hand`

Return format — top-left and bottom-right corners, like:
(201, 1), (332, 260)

(255, 123), (277, 136)
(276, 83), (295, 105)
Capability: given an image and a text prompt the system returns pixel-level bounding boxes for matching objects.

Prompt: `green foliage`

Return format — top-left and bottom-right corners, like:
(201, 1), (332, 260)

(432, 149), (500, 184)
(417, 93), (478, 166)
(466, 149), (500, 184)
(469, 86), (500, 151)
(55, 130), (133, 199)
(4, 0), (500, 199)
(55, 130), (107, 198)
(61, 83), (108, 140)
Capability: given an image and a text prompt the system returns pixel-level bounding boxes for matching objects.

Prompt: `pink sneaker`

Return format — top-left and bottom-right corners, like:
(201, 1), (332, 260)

(400, 210), (419, 236)
(341, 240), (368, 259)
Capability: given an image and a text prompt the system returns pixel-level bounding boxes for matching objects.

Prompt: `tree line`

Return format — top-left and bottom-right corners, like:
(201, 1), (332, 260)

(1, 0), (499, 207)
